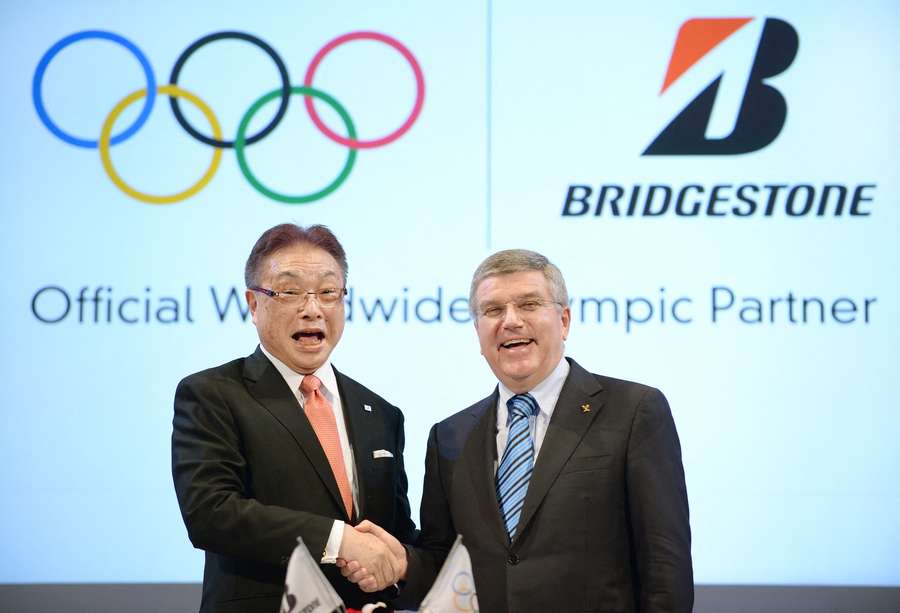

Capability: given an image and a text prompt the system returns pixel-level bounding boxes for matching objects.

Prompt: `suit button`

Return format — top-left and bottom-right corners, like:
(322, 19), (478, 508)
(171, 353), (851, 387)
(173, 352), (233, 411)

(507, 553), (519, 565)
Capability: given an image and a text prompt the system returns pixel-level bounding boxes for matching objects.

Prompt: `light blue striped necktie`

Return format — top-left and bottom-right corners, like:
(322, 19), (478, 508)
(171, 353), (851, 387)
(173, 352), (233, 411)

(496, 393), (539, 540)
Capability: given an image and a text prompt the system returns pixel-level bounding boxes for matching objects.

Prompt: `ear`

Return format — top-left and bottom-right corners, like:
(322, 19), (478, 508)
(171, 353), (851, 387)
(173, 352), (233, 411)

(560, 305), (571, 340)
(245, 289), (259, 325)
(472, 317), (488, 355)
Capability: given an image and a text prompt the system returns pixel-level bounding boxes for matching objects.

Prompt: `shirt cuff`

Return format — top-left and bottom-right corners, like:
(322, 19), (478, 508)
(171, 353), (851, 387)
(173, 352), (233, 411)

(320, 520), (345, 564)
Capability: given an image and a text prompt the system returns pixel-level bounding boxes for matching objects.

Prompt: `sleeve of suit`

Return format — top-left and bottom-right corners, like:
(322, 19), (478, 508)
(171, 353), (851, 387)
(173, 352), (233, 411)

(626, 387), (694, 613)
(391, 410), (419, 545)
(171, 374), (334, 566)
(393, 424), (453, 609)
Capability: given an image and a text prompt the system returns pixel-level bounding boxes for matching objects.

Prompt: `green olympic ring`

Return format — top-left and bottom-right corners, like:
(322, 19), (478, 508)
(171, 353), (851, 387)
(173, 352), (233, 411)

(235, 86), (357, 204)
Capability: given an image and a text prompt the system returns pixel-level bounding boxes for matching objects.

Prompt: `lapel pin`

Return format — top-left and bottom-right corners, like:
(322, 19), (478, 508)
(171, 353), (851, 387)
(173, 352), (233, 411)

(363, 404), (373, 412)
(581, 403), (591, 413)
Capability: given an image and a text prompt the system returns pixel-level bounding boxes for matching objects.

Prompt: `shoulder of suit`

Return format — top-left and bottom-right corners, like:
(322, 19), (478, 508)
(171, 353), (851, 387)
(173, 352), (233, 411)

(177, 355), (246, 387)
(587, 371), (665, 407)
(434, 392), (493, 432)
(565, 356), (651, 392)
(423, 394), (492, 460)
(590, 372), (651, 391)
(333, 368), (403, 415)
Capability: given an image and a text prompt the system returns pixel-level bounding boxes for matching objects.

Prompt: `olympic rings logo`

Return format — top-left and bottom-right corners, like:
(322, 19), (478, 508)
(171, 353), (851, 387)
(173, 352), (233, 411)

(32, 30), (425, 205)
(451, 571), (479, 612)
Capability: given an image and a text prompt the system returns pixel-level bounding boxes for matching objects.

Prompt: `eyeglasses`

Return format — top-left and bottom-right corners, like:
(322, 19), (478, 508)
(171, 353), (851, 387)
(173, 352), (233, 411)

(248, 286), (347, 307)
(477, 298), (561, 319)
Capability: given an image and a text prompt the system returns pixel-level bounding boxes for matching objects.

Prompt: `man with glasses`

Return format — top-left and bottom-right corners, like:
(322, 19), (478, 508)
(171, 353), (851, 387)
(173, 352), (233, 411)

(172, 223), (415, 612)
(344, 249), (693, 612)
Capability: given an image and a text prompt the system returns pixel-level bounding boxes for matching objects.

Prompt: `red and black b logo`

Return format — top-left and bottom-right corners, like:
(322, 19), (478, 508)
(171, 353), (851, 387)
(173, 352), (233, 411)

(644, 17), (799, 156)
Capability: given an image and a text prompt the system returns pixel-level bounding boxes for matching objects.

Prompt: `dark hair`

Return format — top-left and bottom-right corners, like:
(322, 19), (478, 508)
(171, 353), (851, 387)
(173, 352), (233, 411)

(244, 224), (348, 288)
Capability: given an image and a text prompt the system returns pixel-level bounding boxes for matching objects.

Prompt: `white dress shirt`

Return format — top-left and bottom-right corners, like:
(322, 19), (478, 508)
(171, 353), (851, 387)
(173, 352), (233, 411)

(260, 345), (355, 562)
(495, 356), (570, 467)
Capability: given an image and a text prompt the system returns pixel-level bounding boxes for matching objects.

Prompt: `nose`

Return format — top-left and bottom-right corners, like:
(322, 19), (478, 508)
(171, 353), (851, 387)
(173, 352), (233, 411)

(500, 303), (524, 328)
(298, 294), (324, 319)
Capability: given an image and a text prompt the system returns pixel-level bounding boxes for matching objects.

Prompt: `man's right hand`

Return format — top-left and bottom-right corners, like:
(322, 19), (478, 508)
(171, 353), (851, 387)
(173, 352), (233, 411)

(337, 523), (403, 591)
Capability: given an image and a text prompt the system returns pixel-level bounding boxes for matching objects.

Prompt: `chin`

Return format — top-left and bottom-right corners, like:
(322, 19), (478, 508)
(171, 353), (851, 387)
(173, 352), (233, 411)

(501, 370), (537, 387)
(501, 360), (538, 378)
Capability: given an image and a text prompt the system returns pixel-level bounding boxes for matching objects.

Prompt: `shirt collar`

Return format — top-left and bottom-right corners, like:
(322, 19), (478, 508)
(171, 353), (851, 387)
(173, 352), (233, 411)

(258, 344), (337, 401)
(498, 356), (570, 425)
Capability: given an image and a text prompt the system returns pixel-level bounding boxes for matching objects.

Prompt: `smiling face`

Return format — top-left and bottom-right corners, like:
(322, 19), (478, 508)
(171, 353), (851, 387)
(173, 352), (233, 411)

(473, 270), (570, 394)
(246, 243), (346, 374)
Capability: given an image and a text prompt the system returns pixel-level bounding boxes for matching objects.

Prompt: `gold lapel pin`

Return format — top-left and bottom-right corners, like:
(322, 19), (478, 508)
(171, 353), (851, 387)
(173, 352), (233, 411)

(581, 403), (591, 413)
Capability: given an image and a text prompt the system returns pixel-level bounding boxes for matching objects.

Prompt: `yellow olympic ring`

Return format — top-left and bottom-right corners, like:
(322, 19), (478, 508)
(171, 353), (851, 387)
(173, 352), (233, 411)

(99, 84), (222, 204)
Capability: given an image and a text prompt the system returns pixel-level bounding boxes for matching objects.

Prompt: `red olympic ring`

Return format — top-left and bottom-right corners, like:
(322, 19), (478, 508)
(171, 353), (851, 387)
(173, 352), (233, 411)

(303, 31), (425, 149)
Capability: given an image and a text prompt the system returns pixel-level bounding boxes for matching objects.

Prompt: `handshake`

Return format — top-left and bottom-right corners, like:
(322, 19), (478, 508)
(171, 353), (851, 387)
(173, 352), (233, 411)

(337, 520), (407, 592)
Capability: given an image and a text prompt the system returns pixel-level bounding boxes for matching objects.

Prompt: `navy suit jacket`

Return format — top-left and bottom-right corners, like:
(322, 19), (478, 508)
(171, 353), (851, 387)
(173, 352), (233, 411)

(172, 346), (416, 612)
(399, 358), (693, 613)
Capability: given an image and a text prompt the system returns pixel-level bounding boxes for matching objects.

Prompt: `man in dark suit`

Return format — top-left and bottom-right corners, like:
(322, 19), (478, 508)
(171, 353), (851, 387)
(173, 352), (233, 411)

(345, 249), (693, 612)
(172, 223), (416, 612)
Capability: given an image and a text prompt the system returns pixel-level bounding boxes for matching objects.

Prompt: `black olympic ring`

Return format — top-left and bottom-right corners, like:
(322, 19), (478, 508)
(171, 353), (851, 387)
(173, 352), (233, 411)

(168, 31), (291, 148)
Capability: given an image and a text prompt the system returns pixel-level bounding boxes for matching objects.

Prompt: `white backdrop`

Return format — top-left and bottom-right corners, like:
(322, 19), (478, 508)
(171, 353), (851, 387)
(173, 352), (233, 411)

(1, 0), (898, 586)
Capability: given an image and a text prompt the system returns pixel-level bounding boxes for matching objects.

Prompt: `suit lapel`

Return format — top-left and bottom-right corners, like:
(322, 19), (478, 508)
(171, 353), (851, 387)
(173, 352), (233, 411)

(463, 390), (509, 544)
(243, 347), (348, 520)
(514, 359), (604, 542)
(333, 366), (369, 520)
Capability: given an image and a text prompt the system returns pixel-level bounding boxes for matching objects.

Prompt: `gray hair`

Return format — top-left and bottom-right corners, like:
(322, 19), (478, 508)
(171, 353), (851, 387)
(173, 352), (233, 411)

(469, 249), (569, 316)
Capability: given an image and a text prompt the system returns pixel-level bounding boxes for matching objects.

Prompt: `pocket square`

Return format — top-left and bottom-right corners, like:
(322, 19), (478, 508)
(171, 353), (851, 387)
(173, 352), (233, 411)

(372, 449), (394, 459)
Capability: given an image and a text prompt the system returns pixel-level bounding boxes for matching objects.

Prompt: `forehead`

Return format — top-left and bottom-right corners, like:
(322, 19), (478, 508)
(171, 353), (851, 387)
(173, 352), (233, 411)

(260, 243), (342, 283)
(475, 270), (551, 301)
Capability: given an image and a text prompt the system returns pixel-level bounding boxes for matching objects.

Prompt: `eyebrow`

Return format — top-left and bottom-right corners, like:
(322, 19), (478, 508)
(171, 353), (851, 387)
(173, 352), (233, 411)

(273, 270), (340, 283)
(481, 291), (547, 305)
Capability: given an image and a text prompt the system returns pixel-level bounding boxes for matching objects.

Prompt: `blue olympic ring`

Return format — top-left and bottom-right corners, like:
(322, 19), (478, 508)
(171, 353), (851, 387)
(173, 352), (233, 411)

(32, 30), (156, 148)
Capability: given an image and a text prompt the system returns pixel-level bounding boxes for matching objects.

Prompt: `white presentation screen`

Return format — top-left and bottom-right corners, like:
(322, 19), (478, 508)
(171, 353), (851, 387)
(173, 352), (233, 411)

(1, 0), (898, 587)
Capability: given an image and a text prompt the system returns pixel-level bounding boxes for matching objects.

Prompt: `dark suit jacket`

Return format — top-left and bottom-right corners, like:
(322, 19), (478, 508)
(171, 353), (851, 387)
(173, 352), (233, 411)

(399, 358), (693, 613)
(171, 346), (416, 613)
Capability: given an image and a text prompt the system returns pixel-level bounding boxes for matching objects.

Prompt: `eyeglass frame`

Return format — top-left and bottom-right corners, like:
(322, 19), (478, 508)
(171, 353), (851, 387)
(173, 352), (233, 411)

(247, 286), (347, 307)
(476, 297), (564, 320)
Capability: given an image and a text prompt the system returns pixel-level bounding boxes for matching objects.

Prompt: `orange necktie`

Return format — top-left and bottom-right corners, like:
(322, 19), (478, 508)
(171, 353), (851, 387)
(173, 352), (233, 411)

(300, 374), (353, 519)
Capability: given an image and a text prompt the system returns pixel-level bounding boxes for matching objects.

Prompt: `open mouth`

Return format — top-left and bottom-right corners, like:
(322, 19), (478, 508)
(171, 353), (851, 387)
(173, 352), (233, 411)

(292, 330), (325, 345)
(500, 338), (533, 350)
